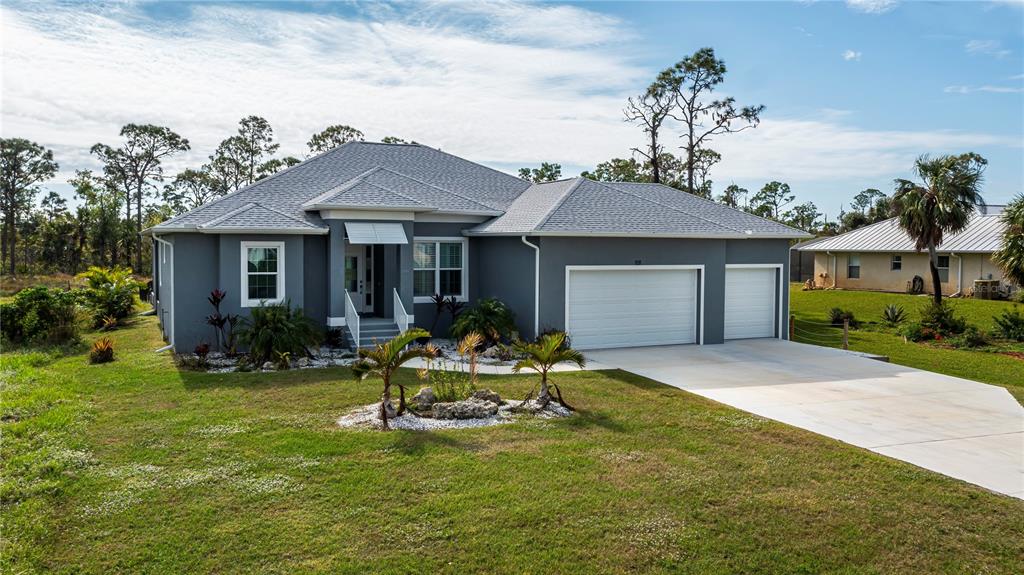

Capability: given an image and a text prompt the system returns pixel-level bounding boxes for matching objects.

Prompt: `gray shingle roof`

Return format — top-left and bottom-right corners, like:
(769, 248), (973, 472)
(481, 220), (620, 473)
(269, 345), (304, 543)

(198, 202), (325, 233)
(149, 143), (810, 240)
(797, 210), (1006, 253)
(151, 142), (528, 233)
(468, 178), (810, 239)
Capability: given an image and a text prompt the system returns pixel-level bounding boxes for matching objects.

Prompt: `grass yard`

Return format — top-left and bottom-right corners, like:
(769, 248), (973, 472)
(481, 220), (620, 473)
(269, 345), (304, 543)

(3, 316), (1023, 574)
(790, 284), (1024, 403)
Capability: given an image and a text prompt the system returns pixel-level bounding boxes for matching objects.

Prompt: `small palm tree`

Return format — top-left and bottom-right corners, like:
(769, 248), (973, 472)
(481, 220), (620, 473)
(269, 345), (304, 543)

(457, 331), (484, 385)
(512, 331), (585, 410)
(892, 153), (986, 305)
(992, 194), (1024, 288)
(351, 328), (437, 430)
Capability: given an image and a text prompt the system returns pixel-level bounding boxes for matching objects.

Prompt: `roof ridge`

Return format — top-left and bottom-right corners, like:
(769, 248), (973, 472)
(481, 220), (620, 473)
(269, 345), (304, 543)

(303, 165), (385, 207)
(373, 166), (500, 212)
(198, 202), (258, 228)
(592, 180), (743, 234)
(421, 145), (530, 191)
(349, 180), (430, 206)
(534, 177), (588, 230)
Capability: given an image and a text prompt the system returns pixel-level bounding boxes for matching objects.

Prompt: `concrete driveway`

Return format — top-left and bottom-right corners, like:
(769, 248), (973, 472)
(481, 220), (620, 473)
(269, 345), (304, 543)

(586, 340), (1024, 499)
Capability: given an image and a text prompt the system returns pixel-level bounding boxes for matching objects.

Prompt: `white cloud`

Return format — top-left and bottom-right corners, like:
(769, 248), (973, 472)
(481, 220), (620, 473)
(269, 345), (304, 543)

(842, 49), (862, 61)
(845, 0), (898, 14)
(944, 85), (1024, 94)
(0, 1), (1017, 214)
(965, 39), (1012, 58)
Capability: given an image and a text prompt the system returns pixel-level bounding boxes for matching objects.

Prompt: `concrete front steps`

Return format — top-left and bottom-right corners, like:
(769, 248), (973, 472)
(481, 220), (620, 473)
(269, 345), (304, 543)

(346, 317), (400, 349)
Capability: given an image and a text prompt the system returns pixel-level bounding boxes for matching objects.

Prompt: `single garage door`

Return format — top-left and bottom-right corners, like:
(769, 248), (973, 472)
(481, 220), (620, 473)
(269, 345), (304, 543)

(566, 267), (698, 350)
(724, 267), (777, 340)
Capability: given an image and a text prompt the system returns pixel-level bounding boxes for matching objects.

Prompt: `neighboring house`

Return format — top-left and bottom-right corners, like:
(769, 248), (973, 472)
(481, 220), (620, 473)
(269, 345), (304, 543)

(796, 206), (1011, 295)
(146, 142), (809, 351)
(790, 236), (828, 283)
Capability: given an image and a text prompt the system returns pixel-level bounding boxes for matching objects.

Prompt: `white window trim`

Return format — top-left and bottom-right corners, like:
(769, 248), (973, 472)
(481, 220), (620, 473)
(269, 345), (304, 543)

(241, 241), (286, 307)
(890, 254), (902, 271)
(413, 236), (469, 303)
(937, 255), (951, 282)
(847, 253), (861, 280)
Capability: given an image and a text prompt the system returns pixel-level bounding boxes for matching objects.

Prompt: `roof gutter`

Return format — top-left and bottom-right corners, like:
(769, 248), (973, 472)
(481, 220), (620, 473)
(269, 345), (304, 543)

(521, 236), (540, 339)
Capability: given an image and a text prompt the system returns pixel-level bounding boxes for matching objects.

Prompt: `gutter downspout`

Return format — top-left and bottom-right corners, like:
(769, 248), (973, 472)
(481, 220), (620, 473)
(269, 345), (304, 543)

(826, 251), (837, 288)
(152, 234), (174, 353)
(951, 253), (963, 297)
(521, 236), (540, 339)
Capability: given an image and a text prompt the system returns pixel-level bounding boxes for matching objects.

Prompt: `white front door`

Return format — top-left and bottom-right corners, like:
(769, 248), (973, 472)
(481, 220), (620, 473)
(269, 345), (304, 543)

(566, 267), (699, 350)
(724, 267), (778, 340)
(345, 244), (373, 313)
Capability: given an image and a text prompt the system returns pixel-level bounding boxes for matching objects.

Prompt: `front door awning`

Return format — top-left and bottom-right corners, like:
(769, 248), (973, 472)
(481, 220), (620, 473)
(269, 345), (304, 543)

(344, 222), (409, 244)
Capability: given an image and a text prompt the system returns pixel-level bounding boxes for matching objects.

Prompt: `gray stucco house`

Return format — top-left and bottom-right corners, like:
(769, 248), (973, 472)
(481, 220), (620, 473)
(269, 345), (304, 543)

(146, 142), (809, 351)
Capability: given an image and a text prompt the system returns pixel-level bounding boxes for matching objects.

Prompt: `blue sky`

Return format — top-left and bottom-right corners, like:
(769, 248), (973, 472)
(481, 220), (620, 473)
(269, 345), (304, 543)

(2, 0), (1022, 219)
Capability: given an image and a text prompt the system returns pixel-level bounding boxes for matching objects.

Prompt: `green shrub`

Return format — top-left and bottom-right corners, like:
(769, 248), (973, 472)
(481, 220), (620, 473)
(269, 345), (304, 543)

(918, 302), (967, 336)
(901, 322), (941, 342)
(828, 307), (859, 328)
(76, 266), (142, 327)
(881, 303), (906, 326)
(993, 307), (1024, 342)
(428, 362), (477, 402)
(450, 298), (517, 345)
(89, 337), (115, 364)
(950, 325), (988, 349)
(0, 286), (80, 345)
(236, 301), (320, 365)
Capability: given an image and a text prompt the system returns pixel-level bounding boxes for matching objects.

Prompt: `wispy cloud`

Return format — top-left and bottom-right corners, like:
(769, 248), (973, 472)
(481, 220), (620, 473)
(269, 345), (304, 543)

(944, 85), (1024, 94)
(842, 49), (862, 61)
(965, 39), (1012, 58)
(845, 0), (898, 14)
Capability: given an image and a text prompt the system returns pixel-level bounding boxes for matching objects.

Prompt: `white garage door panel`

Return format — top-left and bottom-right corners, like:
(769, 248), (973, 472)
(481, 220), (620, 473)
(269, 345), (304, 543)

(568, 268), (698, 349)
(725, 267), (776, 340)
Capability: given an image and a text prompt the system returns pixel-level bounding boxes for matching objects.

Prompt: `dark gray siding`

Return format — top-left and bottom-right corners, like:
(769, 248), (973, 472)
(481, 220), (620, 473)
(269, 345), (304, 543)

(303, 235), (328, 324)
(169, 233), (219, 351)
(474, 236), (537, 340)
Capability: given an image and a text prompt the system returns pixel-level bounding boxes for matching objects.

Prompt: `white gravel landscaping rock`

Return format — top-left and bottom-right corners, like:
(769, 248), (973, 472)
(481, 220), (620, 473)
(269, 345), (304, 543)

(336, 398), (571, 431)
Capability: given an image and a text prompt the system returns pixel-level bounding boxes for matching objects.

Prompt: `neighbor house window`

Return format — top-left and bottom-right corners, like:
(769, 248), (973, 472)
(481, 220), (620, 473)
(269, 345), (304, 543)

(413, 238), (467, 302)
(847, 254), (861, 279)
(891, 255), (902, 271)
(937, 255), (950, 283)
(241, 241), (285, 307)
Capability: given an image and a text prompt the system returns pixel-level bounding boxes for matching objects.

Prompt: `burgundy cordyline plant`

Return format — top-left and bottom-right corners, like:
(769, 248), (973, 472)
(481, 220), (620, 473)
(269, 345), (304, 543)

(205, 289), (238, 353)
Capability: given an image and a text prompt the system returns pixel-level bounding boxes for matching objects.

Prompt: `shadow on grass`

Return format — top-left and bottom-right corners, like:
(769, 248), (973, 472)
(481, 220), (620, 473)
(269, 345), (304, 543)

(178, 365), (349, 391)
(388, 428), (484, 455)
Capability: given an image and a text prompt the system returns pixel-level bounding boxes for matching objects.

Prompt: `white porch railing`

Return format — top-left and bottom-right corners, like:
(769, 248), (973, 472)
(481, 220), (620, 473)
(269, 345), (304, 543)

(394, 288), (410, 333)
(344, 289), (360, 348)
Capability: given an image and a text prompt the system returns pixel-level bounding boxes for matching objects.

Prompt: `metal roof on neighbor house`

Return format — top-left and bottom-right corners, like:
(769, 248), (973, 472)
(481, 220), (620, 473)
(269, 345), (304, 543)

(796, 210), (1006, 254)
(467, 178), (811, 239)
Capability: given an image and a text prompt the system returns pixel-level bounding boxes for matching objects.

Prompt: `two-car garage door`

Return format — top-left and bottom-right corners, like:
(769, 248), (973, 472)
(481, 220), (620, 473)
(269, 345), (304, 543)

(566, 267), (698, 350)
(565, 265), (780, 350)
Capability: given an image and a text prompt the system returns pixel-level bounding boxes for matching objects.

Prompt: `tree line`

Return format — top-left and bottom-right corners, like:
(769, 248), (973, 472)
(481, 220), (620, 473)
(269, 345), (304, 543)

(0, 122), (413, 277)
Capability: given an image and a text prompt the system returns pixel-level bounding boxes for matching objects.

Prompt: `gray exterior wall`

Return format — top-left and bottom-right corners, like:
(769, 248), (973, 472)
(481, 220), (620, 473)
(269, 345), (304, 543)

(170, 233), (219, 351)
(473, 236), (537, 340)
(535, 237), (790, 345)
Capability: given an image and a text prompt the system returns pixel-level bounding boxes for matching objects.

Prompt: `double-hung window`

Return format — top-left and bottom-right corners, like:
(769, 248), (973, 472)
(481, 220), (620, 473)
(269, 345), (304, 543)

(847, 253), (861, 279)
(413, 238), (467, 302)
(937, 255), (950, 283)
(241, 241), (285, 307)
(890, 255), (902, 271)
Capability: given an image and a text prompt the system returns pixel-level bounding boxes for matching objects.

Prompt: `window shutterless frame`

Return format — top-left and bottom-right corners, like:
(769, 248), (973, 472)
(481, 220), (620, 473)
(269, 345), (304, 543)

(413, 237), (468, 303)
(240, 241), (285, 307)
(890, 254), (902, 271)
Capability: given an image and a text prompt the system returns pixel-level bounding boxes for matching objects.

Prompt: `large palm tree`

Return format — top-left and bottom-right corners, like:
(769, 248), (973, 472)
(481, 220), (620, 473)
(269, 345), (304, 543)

(992, 194), (1024, 289)
(512, 331), (585, 410)
(891, 153), (986, 305)
(351, 328), (437, 431)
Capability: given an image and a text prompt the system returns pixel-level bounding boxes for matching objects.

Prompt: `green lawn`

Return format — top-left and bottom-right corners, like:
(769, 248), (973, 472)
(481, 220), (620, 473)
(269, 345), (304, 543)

(3, 317), (1023, 574)
(790, 285), (1024, 403)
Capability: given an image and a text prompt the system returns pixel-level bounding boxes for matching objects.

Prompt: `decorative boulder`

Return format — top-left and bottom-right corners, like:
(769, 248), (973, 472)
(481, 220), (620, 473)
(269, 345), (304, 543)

(471, 389), (502, 405)
(432, 399), (499, 420)
(382, 400), (397, 419)
(412, 387), (436, 408)
(480, 346), (501, 359)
